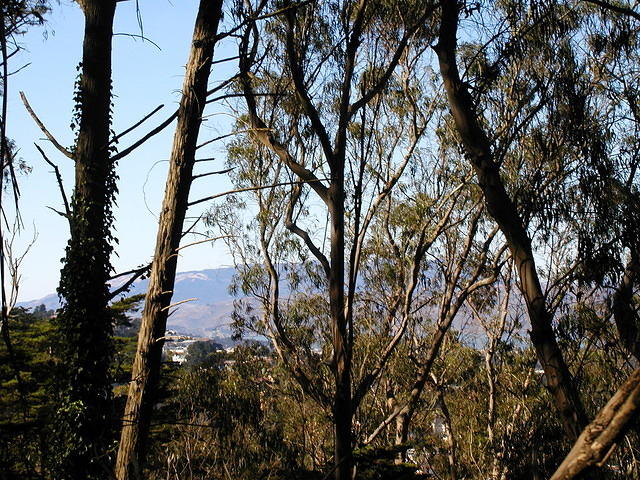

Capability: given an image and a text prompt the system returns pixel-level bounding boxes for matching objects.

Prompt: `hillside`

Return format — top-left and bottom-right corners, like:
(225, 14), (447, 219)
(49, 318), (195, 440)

(19, 267), (240, 337)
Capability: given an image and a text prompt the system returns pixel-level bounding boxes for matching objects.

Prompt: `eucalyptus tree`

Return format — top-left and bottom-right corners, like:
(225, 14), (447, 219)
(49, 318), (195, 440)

(362, 195), (507, 451)
(575, 2), (640, 362)
(434, 0), (640, 471)
(116, 1), (224, 478)
(433, 0), (600, 441)
(227, 1), (443, 476)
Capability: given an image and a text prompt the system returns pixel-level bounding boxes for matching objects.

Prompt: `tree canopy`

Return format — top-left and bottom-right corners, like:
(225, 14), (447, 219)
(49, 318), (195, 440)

(2, 1), (640, 479)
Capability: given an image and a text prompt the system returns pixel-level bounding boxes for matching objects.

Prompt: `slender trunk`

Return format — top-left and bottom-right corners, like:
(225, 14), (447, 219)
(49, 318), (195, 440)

(434, 0), (587, 440)
(0, 17), (25, 399)
(485, 279), (510, 478)
(487, 346), (505, 480)
(612, 253), (640, 361)
(436, 386), (457, 480)
(329, 182), (353, 480)
(54, 1), (117, 477)
(394, 308), (462, 447)
(115, 2), (222, 478)
(530, 445), (542, 480)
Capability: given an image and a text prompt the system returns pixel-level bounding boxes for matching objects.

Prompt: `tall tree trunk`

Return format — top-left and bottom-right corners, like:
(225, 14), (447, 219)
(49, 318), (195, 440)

(115, 1), (223, 478)
(434, 0), (588, 441)
(53, 1), (117, 477)
(435, 384), (457, 480)
(328, 184), (353, 480)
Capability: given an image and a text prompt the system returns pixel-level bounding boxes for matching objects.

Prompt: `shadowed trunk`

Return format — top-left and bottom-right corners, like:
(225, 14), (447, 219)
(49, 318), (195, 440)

(115, 1), (223, 478)
(328, 182), (352, 480)
(54, 1), (117, 477)
(612, 253), (640, 361)
(434, 0), (588, 441)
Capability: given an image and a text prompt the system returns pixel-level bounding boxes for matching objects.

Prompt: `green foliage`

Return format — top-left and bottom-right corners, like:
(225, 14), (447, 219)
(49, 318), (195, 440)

(354, 445), (428, 479)
(183, 340), (223, 367)
(110, 293), (144, 330)
(148, 343), (306, 479)
(0, 308), (54, 477)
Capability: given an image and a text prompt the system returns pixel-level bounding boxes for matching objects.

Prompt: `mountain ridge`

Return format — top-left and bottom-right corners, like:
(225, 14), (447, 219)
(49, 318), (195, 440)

(18, 267), (240, 337)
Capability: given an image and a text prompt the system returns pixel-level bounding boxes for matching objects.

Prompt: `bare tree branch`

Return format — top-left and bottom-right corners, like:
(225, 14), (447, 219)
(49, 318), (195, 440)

(188, 179), (326, 207)
(111, 110), (178, 161)
(285, 184), (330, 276)
(108, 264), (151, 301)
(191, 167), (234, 180)
(112, 104), (164, 143)
(20, 91), (74, 159)
(35, 143), (71, 219)
(550, 368), (640, 480)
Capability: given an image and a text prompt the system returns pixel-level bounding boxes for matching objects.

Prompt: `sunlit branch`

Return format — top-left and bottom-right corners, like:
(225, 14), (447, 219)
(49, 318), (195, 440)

(20, 91), (74, 159)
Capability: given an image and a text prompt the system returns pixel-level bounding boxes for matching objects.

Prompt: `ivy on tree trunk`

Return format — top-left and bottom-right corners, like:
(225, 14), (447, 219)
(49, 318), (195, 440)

(52, 1), (118, 478)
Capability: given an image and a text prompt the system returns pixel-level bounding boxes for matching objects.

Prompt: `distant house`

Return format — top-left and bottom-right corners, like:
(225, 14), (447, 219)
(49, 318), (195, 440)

(162, 332), (200, 364)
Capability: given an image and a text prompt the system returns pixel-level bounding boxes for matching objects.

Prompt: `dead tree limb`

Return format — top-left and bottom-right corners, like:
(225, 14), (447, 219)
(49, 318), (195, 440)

(20, 91), (74, 159)
(550, 368), (640, 480)
(35, 143), (71, 220)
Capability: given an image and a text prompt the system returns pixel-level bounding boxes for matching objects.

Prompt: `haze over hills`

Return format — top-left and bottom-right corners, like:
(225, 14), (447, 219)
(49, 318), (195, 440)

(18, 265), (504, 342)
(19, 267), (242, 337)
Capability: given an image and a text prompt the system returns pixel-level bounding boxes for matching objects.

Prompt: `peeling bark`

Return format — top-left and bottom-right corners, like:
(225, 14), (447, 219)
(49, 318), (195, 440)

(115, 2), (223, 478)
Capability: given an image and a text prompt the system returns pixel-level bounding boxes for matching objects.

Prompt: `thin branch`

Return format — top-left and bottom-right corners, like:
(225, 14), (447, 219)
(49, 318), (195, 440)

(161, 298), (198, 312)
(175, 235), (231, 252)
(46, 206), (67, 218)
(582, 0), (640, 21)
(205, 73), (241, 96)
(113, 32), (162, 50)
(108, 264), (151, 301)
(8, 62), (31, 76)
(112, 104), (164, 143)
(205, 91), (282, 105)
(111, 110), (178, 161)
(110, 265), (150, 281)
(35, 143), (70, 219)
(211, 54), (240, 66)
(192, 167), (234, 180)
(20, 91), (73, 159)
(181, 215), (203, 239)
(196, 131), (242, 150)
(285, 184), (330, 276)
(188, 179), (325, 207)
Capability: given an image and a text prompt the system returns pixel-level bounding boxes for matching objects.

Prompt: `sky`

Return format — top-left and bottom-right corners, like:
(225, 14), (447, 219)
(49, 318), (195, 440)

(8, 0), (238, 301)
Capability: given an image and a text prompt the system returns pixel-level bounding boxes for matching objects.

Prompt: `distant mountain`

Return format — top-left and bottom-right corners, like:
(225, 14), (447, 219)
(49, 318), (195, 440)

(19, 267), (241, 337)
(20, 293), (61, 312)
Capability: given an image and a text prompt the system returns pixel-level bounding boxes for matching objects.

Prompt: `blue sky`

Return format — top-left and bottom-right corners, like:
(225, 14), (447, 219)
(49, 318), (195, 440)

(8, 0), (237, 301)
